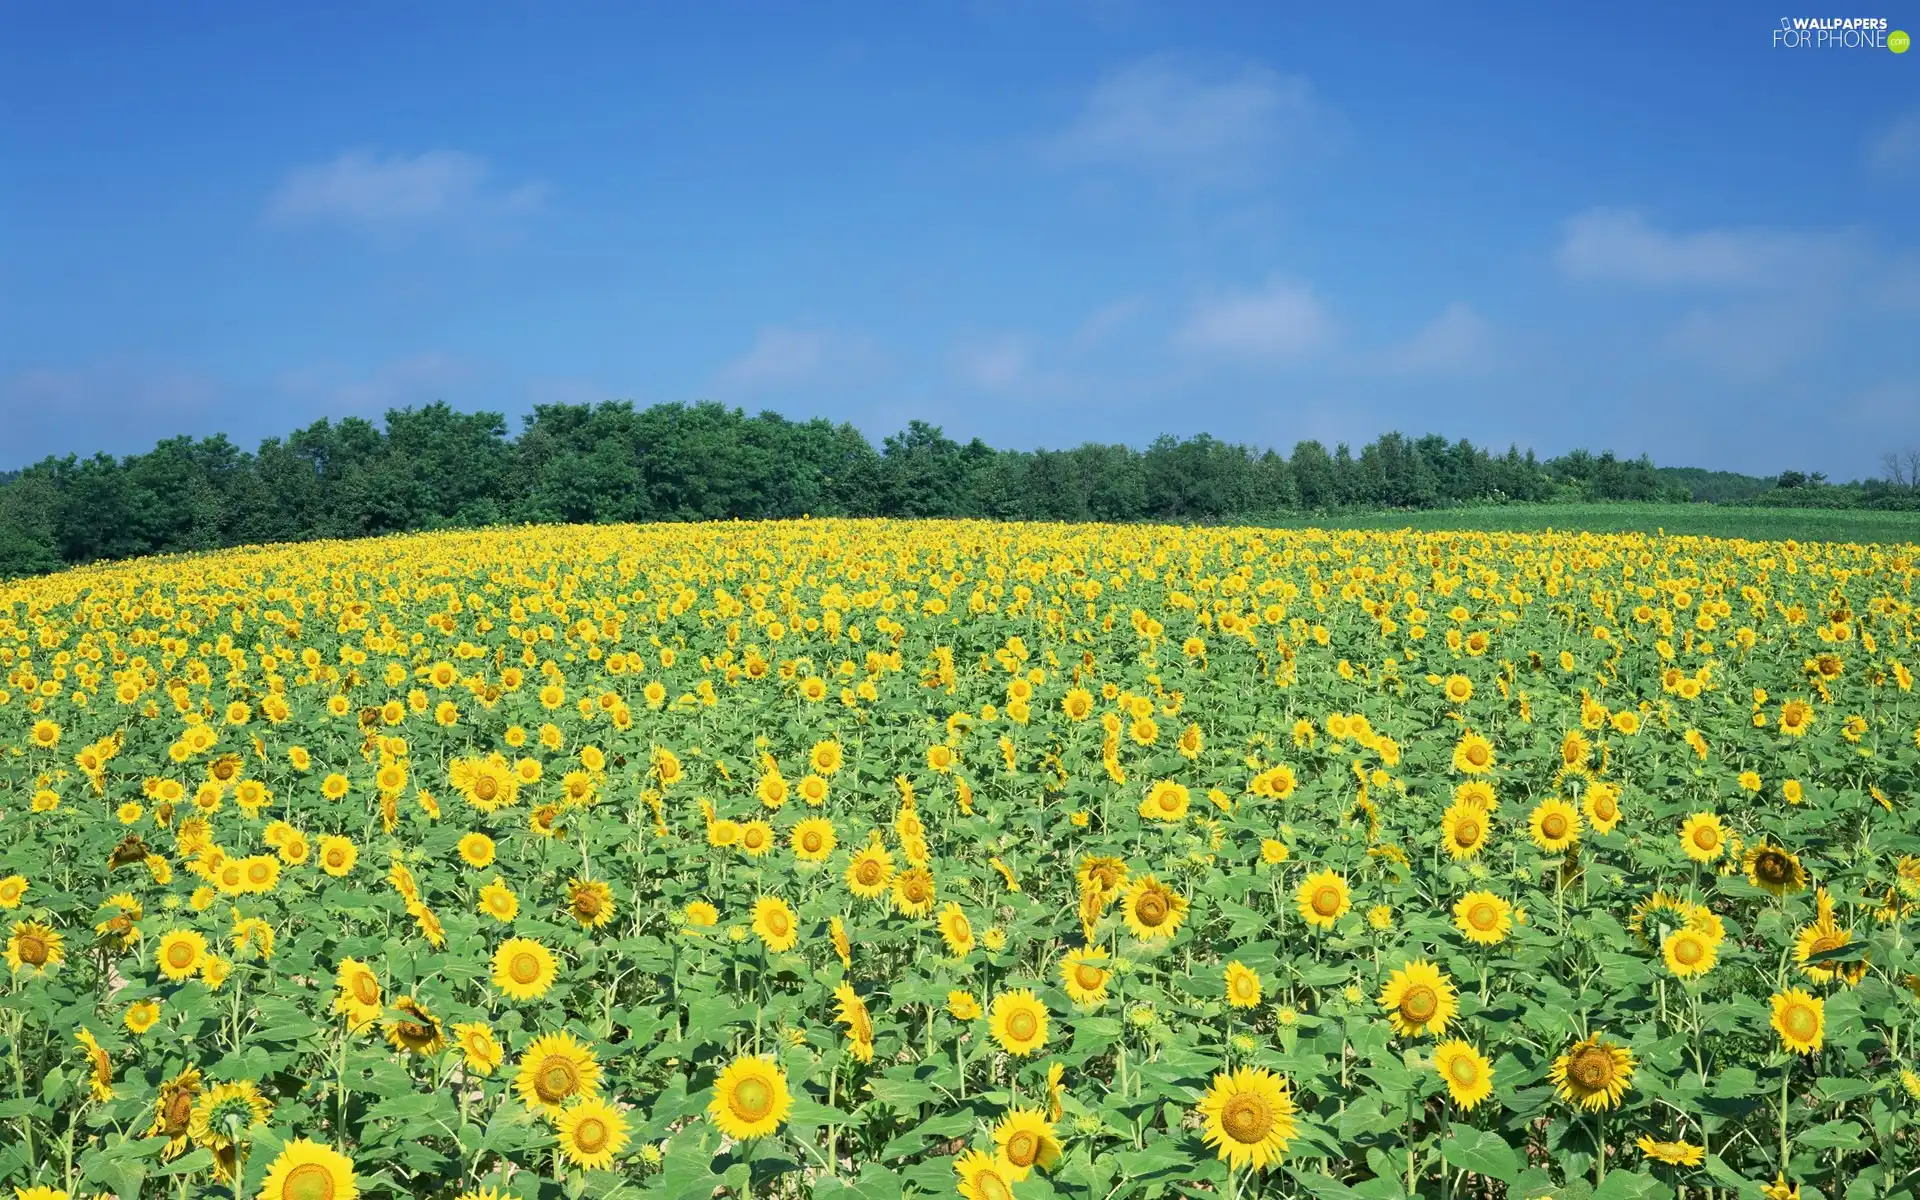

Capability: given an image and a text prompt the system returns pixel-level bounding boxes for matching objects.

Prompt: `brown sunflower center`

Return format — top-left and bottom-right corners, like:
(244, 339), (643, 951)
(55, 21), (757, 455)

(573, 891), (604, 919)
(1466, 744), (1489, 766)
(1569, 1046), (1615, 1090)
(1693, 827), (1720, 850)
(854, 859), (883, 885)
(765, 910), (791, 936)
(1005, 1130), (1039, 1166)
(1136, 892), (1170, 925)
(1074, 964), (1105, 990)
(1455, 819), (1481, 845)
(1311, 886), (1342, 917)
(1470, 903), (1498, 929)
(571, 1116), (610, 1153)
(1007, 1009), (1038, 1041)
(1450, 1056), (1479, 1085)
(165, 941), (195, 969)
(352, 974), (380, 1004)
(509, 952), (541, 984)
(1220, 1092), (1274, 1144)
(16, 932), (49, 966)
(163, 1088), (194, 1131)
(1755, 852), (1791, 885)
(1674, 937), (1704, 965)
(474, 776), (498, 802)
(535, 1056), (581, 1103)
(1542, 813), (1569, 839)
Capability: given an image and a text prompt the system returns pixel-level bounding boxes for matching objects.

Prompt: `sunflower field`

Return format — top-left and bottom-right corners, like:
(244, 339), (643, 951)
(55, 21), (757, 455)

(2, 519), (1919, 1200)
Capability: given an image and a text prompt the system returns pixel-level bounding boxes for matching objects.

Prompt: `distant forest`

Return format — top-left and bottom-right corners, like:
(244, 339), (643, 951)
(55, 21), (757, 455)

(0, 399), (1913, 577)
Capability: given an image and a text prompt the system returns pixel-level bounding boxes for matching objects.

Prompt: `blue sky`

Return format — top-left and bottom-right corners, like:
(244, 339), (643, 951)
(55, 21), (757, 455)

(3, 2), (1917, 478)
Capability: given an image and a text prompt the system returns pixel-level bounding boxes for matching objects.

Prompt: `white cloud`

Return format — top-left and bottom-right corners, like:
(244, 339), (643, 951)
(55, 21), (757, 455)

(1868, 113), (1920, 177)
(956, 336), (1034, 391)
(1174, 278), (1333, 363)
(1046, 58), (1323, 184)
(275, 353), (472, 414)
(713, 327), (879, 394)
(1556, 208), (1855, 287)
(1069, 297), (1146, 354)
(264, 151), (546, 227)
(1667, 303), (1831, 379)
(1382, 303), (1494, 373)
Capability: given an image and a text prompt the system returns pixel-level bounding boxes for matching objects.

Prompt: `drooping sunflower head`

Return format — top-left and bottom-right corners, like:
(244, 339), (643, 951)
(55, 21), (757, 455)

(382, 995), (445, 1056)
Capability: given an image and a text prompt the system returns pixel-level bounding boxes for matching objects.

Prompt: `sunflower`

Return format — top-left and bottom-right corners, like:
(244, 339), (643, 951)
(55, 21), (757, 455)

(1076, 854), (1129, 898)
(333, 958), (383, 1031)
(1453, 779), (1498, 814)
(1432, 1040), (1494, 1111)
(5, 921), (64, 976)
(936, 902), (976, 957)
(1451, 732), (1495, 775)
(188, 1079), (271, 1150)
(514, 1031), (602, 1115)
(1661, 929), (1719, 979)
(567, 878), (615, 928)
(1217, 960), (1264, 1010)
(1378, 959), (1457, 1038)
(751, 896), (800, 953)
(791, 818), (836, 863)
(1139, 779), (1190, 822)
(1123, 874), (1189, 941)
(316, 835), (357, 876)
(1197, 1066), (1298, 1171)
(124, 999), (161, 1035)
(954, 1149), (1021, 1200)
(992, 1107), (1062, 1180)
(989, 989), (1050, 1057)
(1678, 812), (1727, 863)
(739, 819), (775, 857)
(845, 843), (895, 899)
(708, 1054), (791, 1140)
(382, 995), (445, 1055)
(1744, 843), (1807, 896)
(1778, 699), (1814, 736)
(1443, 673), (1473, 705)
(1440, 802), (1489, 859)
(147, 1066), (202, 1158)
(1771, 989), (1824, 1054)
(75, 1027), (113, 1100)
(948, 990), (983, 1020)
(833, 981), (876, 1062)
(891, 867), (936, 918)
(555, 1096), (630, 1171)
(478, 878), (518, 922)
(1060, 947), (1112, 1006)
(491, 937), (559, 1001)
(1793, 894), (1866, 984)
(1527, 798), (1580, 853)
(829, 914), (851, 966)
(452, 1021), (504, 1075)
(1549, 1034), (1636, 1111)
(155, 929), (206, 982)
(457, 833), (495, 868)
(0, 875), (27, 908)
(1295, 870), (1351, 930)
(257, 1139), (359, 1200)
(1636, 1136), (1705, 1167)
(1581, 782), (1623, 834)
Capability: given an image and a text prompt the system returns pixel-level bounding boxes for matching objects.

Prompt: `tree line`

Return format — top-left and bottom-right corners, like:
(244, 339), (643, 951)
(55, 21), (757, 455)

(0, 398), (1761, 578)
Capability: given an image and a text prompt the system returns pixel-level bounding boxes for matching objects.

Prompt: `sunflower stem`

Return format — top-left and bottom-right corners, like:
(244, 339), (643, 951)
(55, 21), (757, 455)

(1593, 1107), (1606, 1186)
